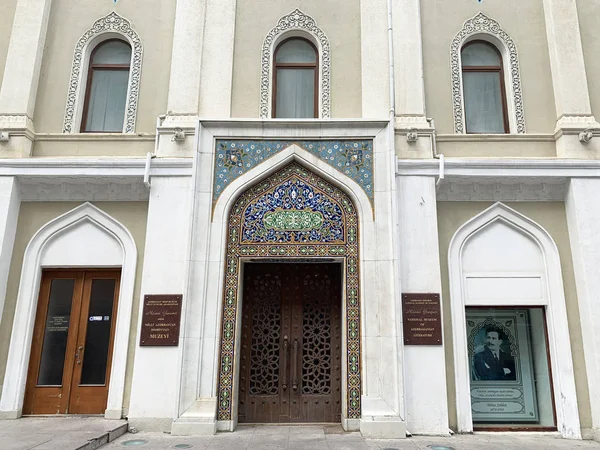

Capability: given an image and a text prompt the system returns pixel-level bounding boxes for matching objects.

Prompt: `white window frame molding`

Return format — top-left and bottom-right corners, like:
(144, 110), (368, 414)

(450, 12), (525, 134)
(0, 202), (137, 420)
(448, 202), (581, 438)
(62, 11), (143, 134)
(259, 9), (331, 119)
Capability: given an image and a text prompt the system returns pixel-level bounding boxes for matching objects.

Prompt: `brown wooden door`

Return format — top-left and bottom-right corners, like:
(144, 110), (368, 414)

(239, 263), (342, 423)
(23, 270), (120, 415)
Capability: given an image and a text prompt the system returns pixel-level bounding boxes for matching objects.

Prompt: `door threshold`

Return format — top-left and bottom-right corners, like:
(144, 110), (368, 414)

(240, 422), (341, 426)
(21, 414), (105, 418)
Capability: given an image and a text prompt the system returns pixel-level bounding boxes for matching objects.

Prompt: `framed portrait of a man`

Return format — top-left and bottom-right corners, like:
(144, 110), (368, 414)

(466, 309), (539, 423)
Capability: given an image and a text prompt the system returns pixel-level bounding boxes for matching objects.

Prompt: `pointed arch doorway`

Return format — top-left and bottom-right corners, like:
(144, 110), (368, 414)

(215, 162), (361, 424)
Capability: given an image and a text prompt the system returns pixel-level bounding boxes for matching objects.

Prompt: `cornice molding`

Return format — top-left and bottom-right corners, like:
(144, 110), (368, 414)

(396, 158), (600, 178)
(0, 157), (192, 177)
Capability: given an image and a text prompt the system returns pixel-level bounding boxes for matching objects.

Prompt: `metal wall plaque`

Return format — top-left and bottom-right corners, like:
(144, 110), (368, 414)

(402, 293), (442, 345)
(139, 294), (182, 346)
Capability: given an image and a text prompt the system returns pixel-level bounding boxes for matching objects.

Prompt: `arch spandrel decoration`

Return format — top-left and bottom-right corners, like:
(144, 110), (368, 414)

(216, 163), (361, 420)
(63, 11), (143, 133)
(260, 9), (331, 118)
(213, 140), (373, 210)
(450, 12), (525, 134)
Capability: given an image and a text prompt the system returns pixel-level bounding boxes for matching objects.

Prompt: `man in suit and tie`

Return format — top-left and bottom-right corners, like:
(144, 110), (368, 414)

(473, 326), (516, 381)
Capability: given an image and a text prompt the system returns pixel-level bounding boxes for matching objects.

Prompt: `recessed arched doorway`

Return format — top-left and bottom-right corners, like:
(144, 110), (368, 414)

(215, 162), (361, 424)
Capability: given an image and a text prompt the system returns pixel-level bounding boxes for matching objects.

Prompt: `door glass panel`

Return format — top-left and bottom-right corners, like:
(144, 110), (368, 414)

(37, 279), (75, 386)
(80, 279), (116, 385)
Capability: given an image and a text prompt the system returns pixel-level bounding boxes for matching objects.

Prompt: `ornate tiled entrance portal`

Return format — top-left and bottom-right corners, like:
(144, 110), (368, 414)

(216, 163), (361, 422)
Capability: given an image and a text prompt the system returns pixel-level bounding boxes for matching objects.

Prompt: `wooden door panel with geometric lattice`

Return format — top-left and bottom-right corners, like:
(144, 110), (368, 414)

(238, 263), (341, 423)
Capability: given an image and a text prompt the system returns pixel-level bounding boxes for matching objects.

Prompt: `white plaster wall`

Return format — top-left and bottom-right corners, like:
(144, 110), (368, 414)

(566, 178), (600, 438)
(0, 178), (20, 329)
(128, 176), (191, 424)
(397, 176), (449, 435)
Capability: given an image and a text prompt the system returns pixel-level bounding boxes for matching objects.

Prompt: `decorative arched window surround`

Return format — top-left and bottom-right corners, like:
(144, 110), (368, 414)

(448, 202), (580, 438)
(0, 203), (137, 420)
(260, 9), (331, 119)
(451, 12), (525, 134)
(63, 11), (143, 134)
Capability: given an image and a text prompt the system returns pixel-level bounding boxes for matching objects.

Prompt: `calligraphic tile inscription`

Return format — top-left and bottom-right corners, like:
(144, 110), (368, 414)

(402, 293), (442, 345)
(140, 295), (182, 346)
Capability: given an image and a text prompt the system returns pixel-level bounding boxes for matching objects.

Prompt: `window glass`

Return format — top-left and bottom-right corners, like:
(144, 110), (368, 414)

(80, 279), (116, 385)
(276, 39), (316, 63)
(91, 40), (131, 65)
(37, 279), (75, 386)
(461, 42), (507, 133)
(82, 40), (131, 132)
(466, 307), (555, 428)
(462, 42), (500, 66)
(463, 71), (504, 133)
(274, 39), (317, 119)
(275, 68), (315, 118)
(84, 70), (129, 132)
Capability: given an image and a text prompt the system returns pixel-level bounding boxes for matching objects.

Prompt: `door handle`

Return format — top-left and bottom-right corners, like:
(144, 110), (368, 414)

(75, 345), (84, 365)
(282, 335), (289, 391)
(292, 338), (298, 391)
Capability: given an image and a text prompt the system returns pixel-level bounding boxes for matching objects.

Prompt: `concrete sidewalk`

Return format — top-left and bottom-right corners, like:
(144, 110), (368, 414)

(2, 421), (600, 450)
(0, 417), (127, 450)
(105, 425), (600, 450)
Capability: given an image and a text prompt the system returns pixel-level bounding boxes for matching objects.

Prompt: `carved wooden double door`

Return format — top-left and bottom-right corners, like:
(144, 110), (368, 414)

(239, 263), (342, 423)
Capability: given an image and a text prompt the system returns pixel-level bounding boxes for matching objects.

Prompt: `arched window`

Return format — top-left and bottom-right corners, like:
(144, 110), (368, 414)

(81, 39), (132, 132)
(272, 38), (318, 118)
(461, 41), (509, 133)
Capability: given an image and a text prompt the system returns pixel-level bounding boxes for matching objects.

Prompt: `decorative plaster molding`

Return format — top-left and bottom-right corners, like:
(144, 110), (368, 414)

(18, 177), (149, 202)
(450, 12), (525, 134)
(0, 114), (34, 131)
(260, 9), (331, 118)
(62, 11), (143, 134)
(436, 177), (568, 202)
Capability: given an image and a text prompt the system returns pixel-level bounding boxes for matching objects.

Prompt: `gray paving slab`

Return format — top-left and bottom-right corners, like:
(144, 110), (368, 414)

(105, 427), (600, 450)
(0, 417), (127, 450)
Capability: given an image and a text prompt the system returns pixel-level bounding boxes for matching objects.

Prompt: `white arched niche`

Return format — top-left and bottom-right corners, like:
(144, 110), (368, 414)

(0, 202), (137, 420)
(448, 202), (581, 439)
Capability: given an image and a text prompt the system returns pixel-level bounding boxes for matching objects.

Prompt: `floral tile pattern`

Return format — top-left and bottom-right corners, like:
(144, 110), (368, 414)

(213, 140), (373, 208)
(216, 163), (361, 422)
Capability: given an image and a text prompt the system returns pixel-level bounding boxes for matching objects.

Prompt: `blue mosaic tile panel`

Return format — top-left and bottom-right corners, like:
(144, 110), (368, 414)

(241, 178), (345, 244)
(213, 140), (373, 206)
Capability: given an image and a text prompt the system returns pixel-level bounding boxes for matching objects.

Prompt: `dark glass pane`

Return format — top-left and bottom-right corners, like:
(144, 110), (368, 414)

(80, 279), (116, 385)
(92, 40), (131, 65)
(276, 39), (316, 63)
(463, 71), (505, 133)
(275, 68), (315, 118)
(462, 42), (501, 66)
(37, 279), (75, 386)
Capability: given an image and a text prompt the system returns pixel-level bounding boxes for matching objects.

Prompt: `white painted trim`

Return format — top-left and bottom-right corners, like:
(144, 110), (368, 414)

(0, 158), (192, 177)
(0, 203), (137, 419)
(396, 158), (600, 178)
(448, 202), (581, 438)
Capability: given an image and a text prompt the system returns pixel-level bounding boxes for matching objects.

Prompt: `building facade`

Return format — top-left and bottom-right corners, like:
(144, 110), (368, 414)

(0, 0), (599, 441)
